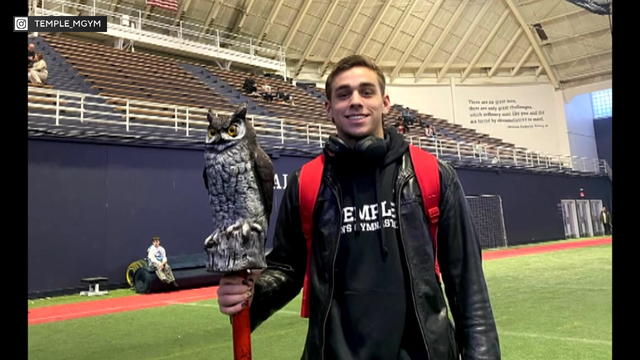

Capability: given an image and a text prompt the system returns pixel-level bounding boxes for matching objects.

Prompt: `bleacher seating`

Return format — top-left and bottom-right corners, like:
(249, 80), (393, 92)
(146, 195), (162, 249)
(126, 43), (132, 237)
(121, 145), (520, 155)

(205, 67), (328, 124)
(27, 33), (592, 175)
(38, 33), (519, 153)
(41, 34), (236, 113)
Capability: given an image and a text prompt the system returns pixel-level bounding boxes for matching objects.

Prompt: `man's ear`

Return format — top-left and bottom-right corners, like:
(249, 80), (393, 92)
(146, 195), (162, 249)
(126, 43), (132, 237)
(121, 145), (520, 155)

(382, 94), (391, 114)
(325, 100), (335, 123)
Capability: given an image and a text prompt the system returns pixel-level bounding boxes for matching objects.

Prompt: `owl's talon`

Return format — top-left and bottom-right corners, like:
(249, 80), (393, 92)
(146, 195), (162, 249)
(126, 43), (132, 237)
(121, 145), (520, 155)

(226, 223), (241, 233)
(203, 233), (215, 248)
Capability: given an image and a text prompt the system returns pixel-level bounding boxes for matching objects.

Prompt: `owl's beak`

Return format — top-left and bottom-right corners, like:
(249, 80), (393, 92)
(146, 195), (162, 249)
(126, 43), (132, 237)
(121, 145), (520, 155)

(205, 133), (219, 144)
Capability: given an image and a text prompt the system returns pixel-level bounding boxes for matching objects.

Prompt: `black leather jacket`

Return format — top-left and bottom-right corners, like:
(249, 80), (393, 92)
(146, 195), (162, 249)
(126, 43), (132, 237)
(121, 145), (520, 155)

(250, 151), (501, 360)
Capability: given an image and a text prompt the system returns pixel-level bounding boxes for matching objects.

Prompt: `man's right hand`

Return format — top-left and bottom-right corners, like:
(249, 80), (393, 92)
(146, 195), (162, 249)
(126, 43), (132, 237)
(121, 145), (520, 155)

(217, 272), (259, 315)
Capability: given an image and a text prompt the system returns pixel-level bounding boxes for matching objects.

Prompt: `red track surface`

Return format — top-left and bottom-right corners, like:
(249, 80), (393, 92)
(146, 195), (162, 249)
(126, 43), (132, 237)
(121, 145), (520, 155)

(29, 285), (220, 325)
(29, 237), (611, 325)
(483, 237), (611, 260)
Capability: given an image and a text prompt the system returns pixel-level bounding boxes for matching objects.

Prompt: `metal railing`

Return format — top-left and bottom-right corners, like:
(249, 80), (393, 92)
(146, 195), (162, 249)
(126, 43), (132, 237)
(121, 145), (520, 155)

(32, 0), (287, 76)
(28, 86), (611, 177)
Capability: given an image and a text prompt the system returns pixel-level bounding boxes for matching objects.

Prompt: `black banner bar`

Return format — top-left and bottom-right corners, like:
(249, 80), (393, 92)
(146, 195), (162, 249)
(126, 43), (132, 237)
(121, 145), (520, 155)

(28, 16), (108, 32)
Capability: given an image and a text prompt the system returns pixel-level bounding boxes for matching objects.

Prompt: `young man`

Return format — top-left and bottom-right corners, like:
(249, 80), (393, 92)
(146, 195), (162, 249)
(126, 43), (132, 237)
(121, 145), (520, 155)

(147, 236), (178, 287)
(217, 55), (500, 359)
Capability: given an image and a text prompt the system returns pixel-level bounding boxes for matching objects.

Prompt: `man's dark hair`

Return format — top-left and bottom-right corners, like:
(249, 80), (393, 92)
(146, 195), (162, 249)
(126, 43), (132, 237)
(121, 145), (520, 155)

(325, 55), (386, 101)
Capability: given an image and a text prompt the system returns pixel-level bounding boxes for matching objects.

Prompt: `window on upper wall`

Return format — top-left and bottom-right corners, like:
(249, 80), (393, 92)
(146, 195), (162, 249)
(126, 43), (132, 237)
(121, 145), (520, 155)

(591, 88), (612, 119)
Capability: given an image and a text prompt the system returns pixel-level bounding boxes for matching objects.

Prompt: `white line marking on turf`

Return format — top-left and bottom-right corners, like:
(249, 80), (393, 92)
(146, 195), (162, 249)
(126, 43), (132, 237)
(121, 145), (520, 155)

(156, 303), (613, 347)
(165, 301), (216, 307)
(501, 331), (611, 345)
(168, 302), (301, 316)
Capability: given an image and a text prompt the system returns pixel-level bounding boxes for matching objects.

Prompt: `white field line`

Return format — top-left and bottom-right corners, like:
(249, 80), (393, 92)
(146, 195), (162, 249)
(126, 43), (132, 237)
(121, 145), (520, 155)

(168, 301), (299, 315)
(165, 303), (613, 346)
(500, 331), (611, 346)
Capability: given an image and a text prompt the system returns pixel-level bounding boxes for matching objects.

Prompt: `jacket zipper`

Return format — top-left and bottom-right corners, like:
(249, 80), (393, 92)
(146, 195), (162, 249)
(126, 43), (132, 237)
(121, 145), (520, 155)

(320, 175), (342, 360)
(396, 170), (431, 358)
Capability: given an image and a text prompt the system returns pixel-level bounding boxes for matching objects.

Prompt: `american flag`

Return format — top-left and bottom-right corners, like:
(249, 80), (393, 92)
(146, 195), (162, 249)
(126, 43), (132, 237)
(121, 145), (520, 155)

(146, 0), (179, 12)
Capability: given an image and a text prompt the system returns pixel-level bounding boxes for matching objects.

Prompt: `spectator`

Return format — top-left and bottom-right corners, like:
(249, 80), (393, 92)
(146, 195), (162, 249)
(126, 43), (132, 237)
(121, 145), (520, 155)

(243, 75), (258, 95)
(402, 106), (415, 127)
(424, 124), (437, 138)
(273, 88), (294, 105)
(260, 81), (274, 102)
(28, 43), (36, 69)
(274, 87), (286, 103)
(600, 206), (612, 235)
(397, 122), (406, 134)
(147, 236), (178, 287)
(28, 52), (48, 85)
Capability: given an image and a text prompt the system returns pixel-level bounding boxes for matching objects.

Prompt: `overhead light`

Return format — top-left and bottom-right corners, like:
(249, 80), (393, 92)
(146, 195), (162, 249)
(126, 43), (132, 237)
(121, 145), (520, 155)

(533, 23), (548, 41)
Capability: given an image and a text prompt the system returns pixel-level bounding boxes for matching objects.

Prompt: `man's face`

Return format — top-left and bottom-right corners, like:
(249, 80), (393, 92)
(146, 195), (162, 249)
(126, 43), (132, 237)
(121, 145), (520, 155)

(153, 240), (160, 247)
(325, 66), (390, 144)
(28, 44), (35, 52)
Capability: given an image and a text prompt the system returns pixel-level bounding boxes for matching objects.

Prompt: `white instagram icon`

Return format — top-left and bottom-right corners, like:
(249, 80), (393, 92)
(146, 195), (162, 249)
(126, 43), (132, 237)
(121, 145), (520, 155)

(14, 17), (29, 32)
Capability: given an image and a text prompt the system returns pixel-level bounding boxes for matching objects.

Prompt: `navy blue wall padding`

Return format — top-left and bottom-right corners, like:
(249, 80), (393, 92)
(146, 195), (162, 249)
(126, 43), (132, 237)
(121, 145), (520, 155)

(455, 167), (611, 246)
(28, 138), (307, 296)
(28, 138), (611, 295)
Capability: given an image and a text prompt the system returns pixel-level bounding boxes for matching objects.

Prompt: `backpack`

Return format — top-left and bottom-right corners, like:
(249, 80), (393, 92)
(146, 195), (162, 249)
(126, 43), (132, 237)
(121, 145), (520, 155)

(297, 145), (441, 318)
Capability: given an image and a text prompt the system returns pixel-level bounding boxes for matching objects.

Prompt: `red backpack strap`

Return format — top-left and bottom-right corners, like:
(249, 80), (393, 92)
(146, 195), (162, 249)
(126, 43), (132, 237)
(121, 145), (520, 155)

(298, 154), (325, 318)
(408, 145), (441, 279)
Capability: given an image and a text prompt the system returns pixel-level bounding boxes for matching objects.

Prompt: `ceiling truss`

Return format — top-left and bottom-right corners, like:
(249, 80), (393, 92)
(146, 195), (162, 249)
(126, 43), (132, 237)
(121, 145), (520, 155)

(75, 0), (610, 89)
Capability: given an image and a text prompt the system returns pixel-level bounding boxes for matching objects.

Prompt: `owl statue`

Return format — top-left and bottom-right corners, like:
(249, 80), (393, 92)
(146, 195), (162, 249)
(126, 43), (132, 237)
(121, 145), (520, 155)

(203, 104), (274, 273)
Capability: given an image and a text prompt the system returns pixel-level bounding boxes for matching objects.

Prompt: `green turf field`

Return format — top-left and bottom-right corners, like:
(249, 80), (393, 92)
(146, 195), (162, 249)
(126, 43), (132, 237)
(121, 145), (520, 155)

(28, 242), (611, 359)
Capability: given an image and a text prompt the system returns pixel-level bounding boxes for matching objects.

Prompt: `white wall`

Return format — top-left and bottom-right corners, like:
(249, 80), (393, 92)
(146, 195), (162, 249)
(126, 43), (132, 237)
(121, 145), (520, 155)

(385, 85), (454, 122)
(386, 82), (572, 157)
(564, 93), (598, 160)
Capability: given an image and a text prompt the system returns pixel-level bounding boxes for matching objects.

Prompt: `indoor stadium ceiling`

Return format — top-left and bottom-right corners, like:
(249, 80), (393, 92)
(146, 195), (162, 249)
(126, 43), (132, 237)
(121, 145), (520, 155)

(93, 0), (613, 89)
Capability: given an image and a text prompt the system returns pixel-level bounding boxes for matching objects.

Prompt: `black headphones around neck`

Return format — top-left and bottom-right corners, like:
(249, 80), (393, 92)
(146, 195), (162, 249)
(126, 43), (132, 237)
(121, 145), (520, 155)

(326, 134), (388, 161)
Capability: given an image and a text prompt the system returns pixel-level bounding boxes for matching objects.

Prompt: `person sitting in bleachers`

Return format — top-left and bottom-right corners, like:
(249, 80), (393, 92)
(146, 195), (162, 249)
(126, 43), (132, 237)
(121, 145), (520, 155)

(260, 81), (274, 102)
(28, 43), (36, 69)
(273, 87), (294, 105)
(243, 75), (258, 95)
(274, 87), (286, 104)
(402, 107), (415, 127)
(424, 124), (437, 138)
(399, 114), (410, 133)
(28, 52), (48, 85)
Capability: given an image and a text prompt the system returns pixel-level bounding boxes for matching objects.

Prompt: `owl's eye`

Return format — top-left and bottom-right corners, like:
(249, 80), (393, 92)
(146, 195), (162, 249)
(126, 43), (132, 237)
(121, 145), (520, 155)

(208, 129), (217, 138)
(227, 124), (239, 137)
